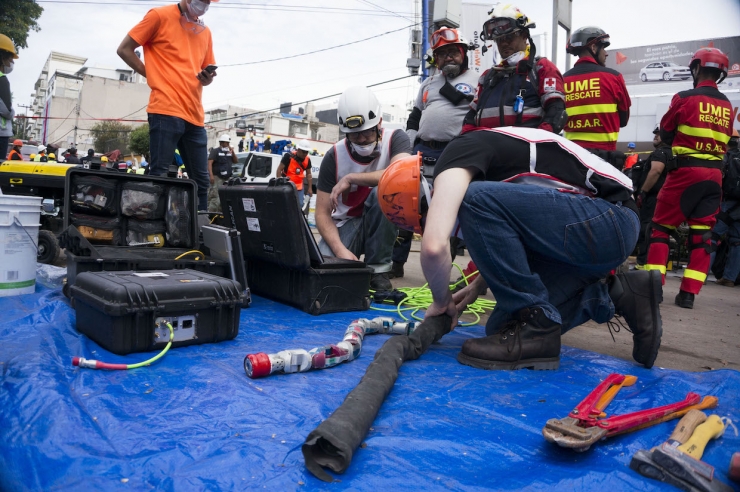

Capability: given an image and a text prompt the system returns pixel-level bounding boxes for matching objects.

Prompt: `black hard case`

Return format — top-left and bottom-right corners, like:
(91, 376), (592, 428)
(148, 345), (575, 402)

(70, 269), (244, 355)
(219, 179), (372, 315)
(62, 168), (231, 291)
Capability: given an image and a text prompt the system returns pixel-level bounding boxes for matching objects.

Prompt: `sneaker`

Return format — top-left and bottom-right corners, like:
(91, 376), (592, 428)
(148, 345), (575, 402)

(634, 263), (646, 270)
(675, 290), (694, 309)
(370, 272), (392, 291)
(609, 271), (663, 368)
(716, 278), (736, 287)
(457, 307), (561, 370)
(388, 261), (404, 279)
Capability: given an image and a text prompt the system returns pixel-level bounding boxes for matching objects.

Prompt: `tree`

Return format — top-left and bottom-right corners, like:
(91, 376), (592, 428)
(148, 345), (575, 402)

(128, 123), (150, 155)
(1, 0), (44, 50)
(89, 121), (131, 154)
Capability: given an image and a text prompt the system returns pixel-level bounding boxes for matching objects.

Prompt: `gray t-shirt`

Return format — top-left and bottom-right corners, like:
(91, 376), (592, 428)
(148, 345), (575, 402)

(407, 69), (480, 144)
(318, 129), (411, 193)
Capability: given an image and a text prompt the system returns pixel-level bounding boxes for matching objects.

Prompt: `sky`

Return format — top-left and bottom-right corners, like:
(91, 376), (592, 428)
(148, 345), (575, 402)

(8, 0), (740, 122)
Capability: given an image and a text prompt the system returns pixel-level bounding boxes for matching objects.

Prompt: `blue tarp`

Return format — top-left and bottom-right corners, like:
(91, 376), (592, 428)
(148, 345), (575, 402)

(1, 286), (739, 491)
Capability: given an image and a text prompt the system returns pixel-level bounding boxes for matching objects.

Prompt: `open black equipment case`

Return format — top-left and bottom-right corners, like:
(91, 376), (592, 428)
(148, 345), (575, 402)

(59, 168), (239, 298)
(219, 178), (372, 315)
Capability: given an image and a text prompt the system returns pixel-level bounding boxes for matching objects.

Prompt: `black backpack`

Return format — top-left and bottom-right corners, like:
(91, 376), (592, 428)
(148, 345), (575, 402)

(722, 149), (740, 200)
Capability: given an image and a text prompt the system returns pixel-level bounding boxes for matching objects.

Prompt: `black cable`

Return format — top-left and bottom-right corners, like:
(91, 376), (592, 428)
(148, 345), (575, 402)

(220, 23), (419, 67)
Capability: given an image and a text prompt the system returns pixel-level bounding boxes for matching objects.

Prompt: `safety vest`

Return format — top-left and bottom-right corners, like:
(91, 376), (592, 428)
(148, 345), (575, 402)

(136, 167), (145, 174)
(285, 153), (309, 190)
(0, 73), (7, 132)
(7, 149), (22, 161)
(34, 154), (45, 162)
(563, 57), (631, 151)
(661, 80), (733, 162)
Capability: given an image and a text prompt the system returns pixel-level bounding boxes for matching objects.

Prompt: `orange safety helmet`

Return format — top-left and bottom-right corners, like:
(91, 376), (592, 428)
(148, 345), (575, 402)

(377, 153), (432, 234)
(13, 139), (23, 146)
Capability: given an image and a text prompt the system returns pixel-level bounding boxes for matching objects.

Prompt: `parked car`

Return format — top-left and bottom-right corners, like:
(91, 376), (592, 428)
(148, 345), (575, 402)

(639, 61), (692, 82)
(234, 151), (322, 193)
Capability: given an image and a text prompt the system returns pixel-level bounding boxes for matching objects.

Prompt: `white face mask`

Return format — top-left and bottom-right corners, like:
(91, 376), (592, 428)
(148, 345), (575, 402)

(187, 0), (209, 18)
(351, 141), (377, 157)
(503, 50), (526, 66)
(2, 60), (14, 75)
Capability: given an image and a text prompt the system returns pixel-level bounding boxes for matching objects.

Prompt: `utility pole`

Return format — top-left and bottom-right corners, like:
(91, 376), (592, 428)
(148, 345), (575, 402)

(72, 79), (83, 147)
(17, 104), (32, 141)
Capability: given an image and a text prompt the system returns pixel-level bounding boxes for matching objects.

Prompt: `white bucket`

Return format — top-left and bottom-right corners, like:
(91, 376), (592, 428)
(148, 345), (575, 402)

(0, 195), (42, 297)
(307, 194), (317, 227)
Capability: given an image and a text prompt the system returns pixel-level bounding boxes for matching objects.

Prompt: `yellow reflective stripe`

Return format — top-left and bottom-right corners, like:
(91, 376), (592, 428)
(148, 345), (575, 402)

(672, 146), (722, 160)
(658, 223), (676, 230)
(689, 225), (711, 230)
(563, 131), (620, 142)
(684, 269), (707, 282)
(566, 103), (618, 116)
(646, 264), (667, 275)
(677, 124), (731, 144)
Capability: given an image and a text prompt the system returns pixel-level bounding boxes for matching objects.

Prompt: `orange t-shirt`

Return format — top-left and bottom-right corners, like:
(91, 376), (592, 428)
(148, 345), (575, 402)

(129, 5), (215, 126)
(624, 153), (638, 170)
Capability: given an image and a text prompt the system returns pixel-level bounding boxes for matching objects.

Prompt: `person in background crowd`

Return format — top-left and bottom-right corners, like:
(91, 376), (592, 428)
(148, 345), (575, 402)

(711, 128), (740, 286)
(646, 48), (734, 309)
(391, 27), (479, 280)
(563, 26), (631, 170)
(66, 147), (81, 164)
(207, 133), (237, 212)
(80, 148), (95, 167)
(47, 152), (57, 162)
(238, 136), (244, 153)
(7, 139), (23, 160)
(624, 142), (638, 171)
(264, 135), (272, 154)
(633, 125), (671, 269)
(118, 159), (128, 172)
(249, 136), (255, 151)
(0, 34), (18, 161)
(34, 145), (48, 162)
(277, 138), (313, 208)
(316, 86), (411, 292)
(140, 153), (148, 168)
(117, 0), (218, 211)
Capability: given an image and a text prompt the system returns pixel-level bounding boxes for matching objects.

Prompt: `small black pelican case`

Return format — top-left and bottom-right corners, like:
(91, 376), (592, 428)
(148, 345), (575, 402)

(70, 269), (244, 355)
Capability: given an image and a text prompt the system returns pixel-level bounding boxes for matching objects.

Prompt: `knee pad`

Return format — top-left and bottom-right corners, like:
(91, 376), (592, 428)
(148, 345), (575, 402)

(688, 228), (716, 254)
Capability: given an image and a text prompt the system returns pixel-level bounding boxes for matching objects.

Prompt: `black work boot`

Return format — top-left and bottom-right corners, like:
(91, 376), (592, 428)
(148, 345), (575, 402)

(609, 270), (663, 368)
(370, 272), (392, 291)
(457, 307), (561, 370)
(675, 290), (694, 309)
(389, 261), (405, 279)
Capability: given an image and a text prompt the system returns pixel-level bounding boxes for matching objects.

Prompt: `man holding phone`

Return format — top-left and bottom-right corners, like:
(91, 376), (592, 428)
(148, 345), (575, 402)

(117, 0), (218, 211)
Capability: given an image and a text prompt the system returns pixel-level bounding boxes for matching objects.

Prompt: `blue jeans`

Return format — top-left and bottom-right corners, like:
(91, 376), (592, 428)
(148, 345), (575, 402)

(318, 188), (396, 273)
(459, 182), (640, 335)
(711, 200), (740, 281)
(148, 114), (209, 211)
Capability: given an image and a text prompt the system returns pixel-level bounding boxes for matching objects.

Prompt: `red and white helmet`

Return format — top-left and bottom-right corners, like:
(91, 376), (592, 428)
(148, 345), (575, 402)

(689, 47), (729, 83)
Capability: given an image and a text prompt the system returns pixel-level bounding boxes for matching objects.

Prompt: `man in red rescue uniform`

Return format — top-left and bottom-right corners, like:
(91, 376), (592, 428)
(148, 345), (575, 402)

(276, 138), (313, 208)
(646, 47), (734, 309)
(563, 26), (631, 169)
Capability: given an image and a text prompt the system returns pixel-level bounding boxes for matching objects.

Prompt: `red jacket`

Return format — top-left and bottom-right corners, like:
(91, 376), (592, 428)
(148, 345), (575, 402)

(563, 57), (631, 151)
(661, 80), (734, 163)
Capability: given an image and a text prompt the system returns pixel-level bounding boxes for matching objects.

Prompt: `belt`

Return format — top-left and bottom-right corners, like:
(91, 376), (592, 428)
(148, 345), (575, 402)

(675, 156), (723, 170)
(418, 139), (450, 150)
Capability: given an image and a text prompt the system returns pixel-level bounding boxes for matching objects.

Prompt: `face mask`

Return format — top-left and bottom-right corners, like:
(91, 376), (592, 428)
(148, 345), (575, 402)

(2, 61), (13, 75)
(442, 63), (461, 77)
(187, 0), (209, 18)
(221, 145), (229, 151)
(351, 141), (377, 157)
(503, 50), (526, 66)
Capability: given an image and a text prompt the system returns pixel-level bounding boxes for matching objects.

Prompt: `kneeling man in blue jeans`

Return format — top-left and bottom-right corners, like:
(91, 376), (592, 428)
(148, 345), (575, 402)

(381, 127), (663, 370)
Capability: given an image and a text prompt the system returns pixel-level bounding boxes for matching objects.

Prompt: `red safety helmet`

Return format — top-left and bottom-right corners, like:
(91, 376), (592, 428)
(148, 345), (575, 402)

(431, 27), (466, 52)
(689, 47), (729, 83)
(13, 139), (23, 146)
(378, 153), (431, 234)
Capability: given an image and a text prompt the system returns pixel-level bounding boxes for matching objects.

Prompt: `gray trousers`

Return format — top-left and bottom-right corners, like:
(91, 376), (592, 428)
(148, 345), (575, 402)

(318, 188), (395, 273)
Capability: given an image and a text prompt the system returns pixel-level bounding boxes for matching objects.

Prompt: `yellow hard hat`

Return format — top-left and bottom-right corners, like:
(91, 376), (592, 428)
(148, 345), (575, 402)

(48, 153), (56, 159)
(30, 153), (36, 160)
(101, 156), (109, 162)
(0, 34), (19, 59)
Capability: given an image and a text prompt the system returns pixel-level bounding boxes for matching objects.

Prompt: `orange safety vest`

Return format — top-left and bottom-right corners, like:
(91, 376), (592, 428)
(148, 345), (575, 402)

(7, 149), (23, 161)
(624, 154), (638, 170)
(285, 153), (309, 190)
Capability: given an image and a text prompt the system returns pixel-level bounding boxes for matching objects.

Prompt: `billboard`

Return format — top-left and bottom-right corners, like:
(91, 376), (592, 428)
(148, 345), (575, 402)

(605, 36), (740, 86)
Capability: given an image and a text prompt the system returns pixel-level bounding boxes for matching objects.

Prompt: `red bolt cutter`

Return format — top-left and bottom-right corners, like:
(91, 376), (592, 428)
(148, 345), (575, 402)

(542, 373), (719, 451)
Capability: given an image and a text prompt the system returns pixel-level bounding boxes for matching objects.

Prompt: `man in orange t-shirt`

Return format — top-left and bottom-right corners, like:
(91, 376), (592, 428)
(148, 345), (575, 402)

(117, 0), (218, 210)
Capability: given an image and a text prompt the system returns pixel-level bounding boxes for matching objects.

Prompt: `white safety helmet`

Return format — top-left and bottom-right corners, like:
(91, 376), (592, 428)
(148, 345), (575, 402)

(337, 86), (381, 133)
(218, 133), (231, 143)
(296, 139), (312, 152)
(481, 3), (536, 42)
(37, 144), (47, 152)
